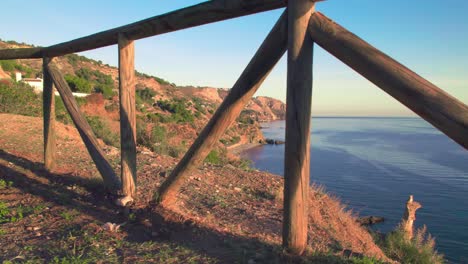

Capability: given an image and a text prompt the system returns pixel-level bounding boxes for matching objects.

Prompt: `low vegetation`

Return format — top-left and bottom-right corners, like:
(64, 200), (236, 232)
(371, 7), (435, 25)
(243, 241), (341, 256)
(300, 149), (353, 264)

(0, 60), (37, 79)
(378, 226), (444, 264)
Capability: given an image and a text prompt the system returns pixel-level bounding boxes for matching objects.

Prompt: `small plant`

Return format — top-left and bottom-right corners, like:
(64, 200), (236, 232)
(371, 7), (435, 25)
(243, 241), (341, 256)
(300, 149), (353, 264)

(0, 179), (13, 189)
(380, 226), (444, 264)
(60, 211), (75, 222)
(204, 150), (222, 165)
(0, 202), (10, 223)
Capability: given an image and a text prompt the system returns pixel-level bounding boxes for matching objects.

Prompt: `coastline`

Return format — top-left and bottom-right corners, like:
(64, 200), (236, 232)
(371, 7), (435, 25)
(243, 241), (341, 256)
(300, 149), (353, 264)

(227, 142), (262, 155)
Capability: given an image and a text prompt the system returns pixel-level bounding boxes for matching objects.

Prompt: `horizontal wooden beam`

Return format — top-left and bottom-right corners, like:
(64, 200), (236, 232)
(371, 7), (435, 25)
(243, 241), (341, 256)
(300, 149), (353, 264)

(45, 61), (121, 191)
(156, 10), (288, 206)
(0, 0), (287, 60)
(308, 12), (468, 149)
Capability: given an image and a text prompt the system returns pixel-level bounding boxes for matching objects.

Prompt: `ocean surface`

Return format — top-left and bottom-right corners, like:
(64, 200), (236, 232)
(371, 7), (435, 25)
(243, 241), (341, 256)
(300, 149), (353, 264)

(241, 117), (467, 263)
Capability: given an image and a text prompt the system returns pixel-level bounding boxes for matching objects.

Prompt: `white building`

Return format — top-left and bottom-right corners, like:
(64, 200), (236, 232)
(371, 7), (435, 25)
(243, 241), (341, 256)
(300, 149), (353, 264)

(15, 72), (89, 97)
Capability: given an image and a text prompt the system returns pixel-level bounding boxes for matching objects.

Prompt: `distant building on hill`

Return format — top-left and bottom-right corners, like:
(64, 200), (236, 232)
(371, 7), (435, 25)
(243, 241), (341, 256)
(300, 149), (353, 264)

(15, 71), (89, 97)
(15, 71), (43, 92)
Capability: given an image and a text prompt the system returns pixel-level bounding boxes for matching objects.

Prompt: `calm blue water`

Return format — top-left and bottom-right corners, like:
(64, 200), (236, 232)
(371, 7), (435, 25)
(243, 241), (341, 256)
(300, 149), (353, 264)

(241, 117), (468, 263)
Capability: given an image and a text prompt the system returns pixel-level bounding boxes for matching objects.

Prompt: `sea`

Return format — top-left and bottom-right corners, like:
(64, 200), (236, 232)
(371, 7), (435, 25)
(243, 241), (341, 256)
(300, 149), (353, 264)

(240, 117), (467, 263)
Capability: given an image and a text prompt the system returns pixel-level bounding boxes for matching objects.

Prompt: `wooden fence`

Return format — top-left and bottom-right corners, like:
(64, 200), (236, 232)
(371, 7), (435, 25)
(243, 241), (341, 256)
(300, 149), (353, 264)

(0, 0), (466, 255)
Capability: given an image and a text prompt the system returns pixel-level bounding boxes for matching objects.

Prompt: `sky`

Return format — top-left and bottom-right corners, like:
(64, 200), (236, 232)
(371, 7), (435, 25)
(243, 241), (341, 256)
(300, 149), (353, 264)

(1, 0), (467, 116)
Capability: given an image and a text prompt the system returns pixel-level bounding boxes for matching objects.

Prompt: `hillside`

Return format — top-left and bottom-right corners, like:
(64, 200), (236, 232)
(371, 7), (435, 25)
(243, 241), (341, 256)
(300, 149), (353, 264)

(0, 113), (388, 263)
(0, 40), (286, 156)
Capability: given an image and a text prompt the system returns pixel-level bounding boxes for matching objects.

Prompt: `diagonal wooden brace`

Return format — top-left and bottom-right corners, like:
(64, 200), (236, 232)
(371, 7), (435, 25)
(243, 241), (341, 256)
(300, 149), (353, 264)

(44, 60), (121, 191)
(156, 10), (289, 206)
(308, 12), (468, 149)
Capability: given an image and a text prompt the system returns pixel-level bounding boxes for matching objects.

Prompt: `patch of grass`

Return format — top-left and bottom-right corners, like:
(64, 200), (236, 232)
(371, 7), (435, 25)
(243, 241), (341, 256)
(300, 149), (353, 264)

(378, 226), (444, 264)
(85, 116), (120, 148)
(204, 150), (225, 165)
(229, 157), (252, 171)
(60, 211), (76, 222)
(0, 202), (39, 223)
(0, 179), (13, 189)
(12, 223), (216, 263)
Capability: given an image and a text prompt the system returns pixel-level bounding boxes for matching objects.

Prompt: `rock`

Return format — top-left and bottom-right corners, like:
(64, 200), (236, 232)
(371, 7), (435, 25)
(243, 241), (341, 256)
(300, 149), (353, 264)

(402, 195), (422, 240)
(102, 222), (121, 232)
(357, 216), (385, 225)
(264, 138), (285, 145)
(234, 187), (242, 192)
(115, 195), (134, 207)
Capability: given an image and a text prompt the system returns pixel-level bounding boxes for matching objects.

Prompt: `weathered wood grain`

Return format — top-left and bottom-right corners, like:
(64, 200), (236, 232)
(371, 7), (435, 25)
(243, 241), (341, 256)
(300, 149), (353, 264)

(156, 10), (288, 206)
(45, 63), (121, 191)
(0, 0), (288, 60)
(0, 48), (42, 60)
(283, 0), (315, 255)
(308, 12), (468, 149)
(118, 34), (137, 198)
(42, 58), (56, 170)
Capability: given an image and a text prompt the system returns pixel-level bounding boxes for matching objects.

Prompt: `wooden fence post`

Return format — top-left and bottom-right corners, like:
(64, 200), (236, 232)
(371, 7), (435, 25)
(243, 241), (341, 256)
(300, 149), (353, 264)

(283, 0), (315, 255)
(308, 12), (468, 149)
(45, 62), (121, 191)
(43, 57), (56, 170)
(118, 33), (137, 200)
(156, 10), (288, 206)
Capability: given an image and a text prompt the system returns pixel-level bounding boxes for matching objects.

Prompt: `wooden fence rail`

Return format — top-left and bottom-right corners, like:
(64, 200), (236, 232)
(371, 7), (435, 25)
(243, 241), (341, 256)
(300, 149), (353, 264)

(0, 0), (286, 60)
(308, 12), (468, 149)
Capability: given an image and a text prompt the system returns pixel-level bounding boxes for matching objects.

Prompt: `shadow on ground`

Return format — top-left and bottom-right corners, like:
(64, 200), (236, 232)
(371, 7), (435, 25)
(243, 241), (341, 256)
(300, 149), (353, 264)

(0, 150), (359, 263)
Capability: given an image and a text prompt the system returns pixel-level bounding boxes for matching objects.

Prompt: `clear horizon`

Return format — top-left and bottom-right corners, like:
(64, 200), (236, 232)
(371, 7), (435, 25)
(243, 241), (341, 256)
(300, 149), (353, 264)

(1, 0), (467, 116)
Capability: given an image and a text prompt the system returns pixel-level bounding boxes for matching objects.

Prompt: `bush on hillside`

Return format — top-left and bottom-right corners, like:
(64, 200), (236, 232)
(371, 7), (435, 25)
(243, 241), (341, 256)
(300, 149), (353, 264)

(85, 116), (119, 148)
(94, 84), (113, 99)
(380, 226), (444, 264)
(64, 74), (93, 93)
(0, 81), (41, 116)
(74, 68), (115, 98)
(156, 99), (194, 124)
(136, 88), (156, 105)
(0, 60), (36, 78)
(136, 120), (185, 158)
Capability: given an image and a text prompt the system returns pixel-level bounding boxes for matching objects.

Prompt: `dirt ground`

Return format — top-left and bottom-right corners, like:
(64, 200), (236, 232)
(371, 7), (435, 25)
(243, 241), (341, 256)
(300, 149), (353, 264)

(0, 114), (388, 263)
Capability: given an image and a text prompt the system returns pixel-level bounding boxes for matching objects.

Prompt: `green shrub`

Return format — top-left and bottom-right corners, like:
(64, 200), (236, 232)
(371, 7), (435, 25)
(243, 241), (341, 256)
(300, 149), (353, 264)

(204, 150), (223, 165)
(64, 74), (92, 93)
(136, 88), (156, 104)
(136, 120), (184, 158)
(135, 70), (171, 85)
(0, 81), (42, 116)
(94, 84), (113, 99)
(0, 60), (36, 78)
(0, 60), (16, 71)
(86, 116), (119, 148)
(380, 226), (444, 264)
(156, 99), (194, 124)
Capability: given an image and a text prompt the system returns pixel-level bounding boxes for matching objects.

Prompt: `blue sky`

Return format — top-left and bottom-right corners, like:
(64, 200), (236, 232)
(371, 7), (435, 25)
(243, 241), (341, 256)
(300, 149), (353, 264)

(1, 0), (467, 116)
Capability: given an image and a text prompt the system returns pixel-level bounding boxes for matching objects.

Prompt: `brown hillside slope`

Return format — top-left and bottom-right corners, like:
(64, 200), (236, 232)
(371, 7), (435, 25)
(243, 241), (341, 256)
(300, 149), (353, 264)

(0, 114), (389, 263)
